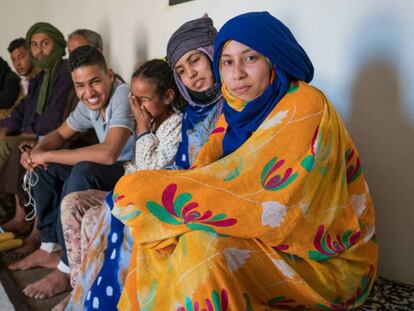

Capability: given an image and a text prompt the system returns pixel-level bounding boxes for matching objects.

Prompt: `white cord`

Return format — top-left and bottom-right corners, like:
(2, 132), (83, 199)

(22, 170), (39, 222)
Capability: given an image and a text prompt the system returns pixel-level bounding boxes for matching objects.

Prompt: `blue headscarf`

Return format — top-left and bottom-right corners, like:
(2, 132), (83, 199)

(213, 11), (314, 156)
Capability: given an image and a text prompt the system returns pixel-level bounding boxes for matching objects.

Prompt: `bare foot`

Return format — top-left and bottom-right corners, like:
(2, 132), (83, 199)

(51, 293), (71, 311)
(1, 197), (31, 234)
(2, 226), (41, 260)
(8, 248), (61, 270)
(23, 269), (71, 299)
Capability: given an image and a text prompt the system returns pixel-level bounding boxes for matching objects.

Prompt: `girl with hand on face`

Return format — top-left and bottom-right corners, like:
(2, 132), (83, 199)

(112, 11), (377, 311)
(129, 89), (156, 135)
(124, 59), (183, 172)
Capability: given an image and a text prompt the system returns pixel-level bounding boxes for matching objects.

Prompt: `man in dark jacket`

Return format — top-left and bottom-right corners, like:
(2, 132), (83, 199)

(0, 56), (20, 109)
(0, 23), (73, 244)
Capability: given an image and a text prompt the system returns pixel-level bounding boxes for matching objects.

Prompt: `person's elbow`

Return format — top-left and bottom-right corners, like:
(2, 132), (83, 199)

(100, 147), (120, 165)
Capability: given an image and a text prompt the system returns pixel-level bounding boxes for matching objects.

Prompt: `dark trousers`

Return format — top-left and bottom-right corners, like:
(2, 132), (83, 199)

(33, 161), (125, 266)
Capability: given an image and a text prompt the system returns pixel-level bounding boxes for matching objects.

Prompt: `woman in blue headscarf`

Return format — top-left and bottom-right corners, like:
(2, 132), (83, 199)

(112, 11), (377, 310)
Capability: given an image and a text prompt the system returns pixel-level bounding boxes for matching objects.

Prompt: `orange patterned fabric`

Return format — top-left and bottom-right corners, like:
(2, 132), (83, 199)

(113, 82), (377, 310)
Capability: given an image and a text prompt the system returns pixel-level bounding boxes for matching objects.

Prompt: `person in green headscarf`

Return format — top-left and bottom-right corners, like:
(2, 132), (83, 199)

(26, 22), (67, 114)
(0, 22), (73, 265)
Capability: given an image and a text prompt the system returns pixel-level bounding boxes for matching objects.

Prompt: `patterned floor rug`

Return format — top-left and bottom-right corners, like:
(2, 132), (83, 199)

(0, 260), (412, 311)
(360, 276), (414, 310)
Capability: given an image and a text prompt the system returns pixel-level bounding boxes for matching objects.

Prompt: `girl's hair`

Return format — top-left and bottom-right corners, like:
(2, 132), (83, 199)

(131, 59), (185, 111)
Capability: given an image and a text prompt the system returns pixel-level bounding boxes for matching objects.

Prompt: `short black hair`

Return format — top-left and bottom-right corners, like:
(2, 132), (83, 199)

(7, 38), (27, 53)
(132, 59), (185, 110)
(68, 45), (107, 72)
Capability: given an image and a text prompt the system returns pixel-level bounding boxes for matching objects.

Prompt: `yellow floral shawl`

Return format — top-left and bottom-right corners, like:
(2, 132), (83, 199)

(112, 82), (377, 310)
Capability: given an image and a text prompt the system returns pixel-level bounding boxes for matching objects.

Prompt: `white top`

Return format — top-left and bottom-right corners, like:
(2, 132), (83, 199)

(124, 112), (183, 173)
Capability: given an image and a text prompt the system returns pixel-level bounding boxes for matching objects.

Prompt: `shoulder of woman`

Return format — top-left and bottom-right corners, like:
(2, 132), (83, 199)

(286, 81), (328, 112)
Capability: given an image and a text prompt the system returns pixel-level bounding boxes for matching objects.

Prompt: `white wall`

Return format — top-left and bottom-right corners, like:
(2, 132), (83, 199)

(1, 0), (413, 284)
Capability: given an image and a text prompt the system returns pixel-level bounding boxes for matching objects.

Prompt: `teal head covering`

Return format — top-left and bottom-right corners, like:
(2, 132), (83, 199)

(26, 22), (66, 114)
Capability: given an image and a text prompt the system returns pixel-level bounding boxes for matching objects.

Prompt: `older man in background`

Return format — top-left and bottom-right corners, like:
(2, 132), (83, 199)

(67, 28), (103, 54)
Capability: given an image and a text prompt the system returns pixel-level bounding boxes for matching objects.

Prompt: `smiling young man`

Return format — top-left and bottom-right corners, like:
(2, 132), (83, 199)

(10, 45), (134, 300)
